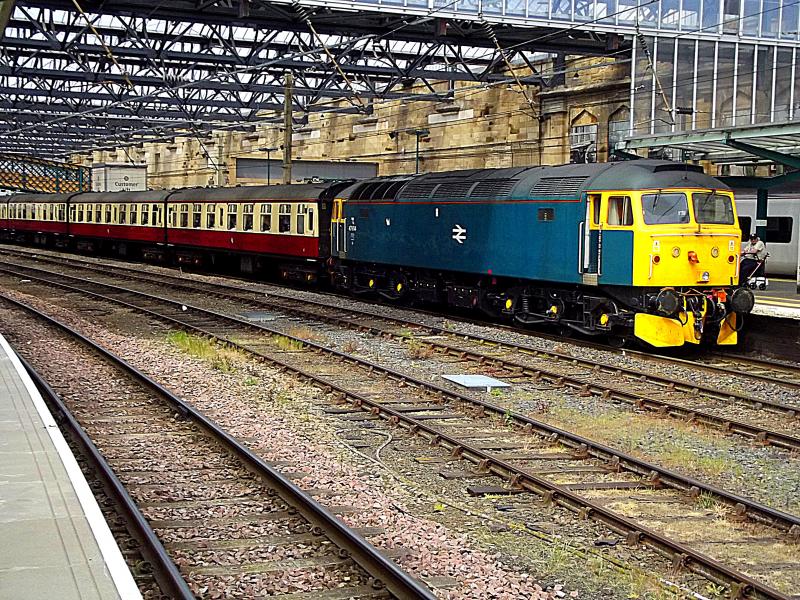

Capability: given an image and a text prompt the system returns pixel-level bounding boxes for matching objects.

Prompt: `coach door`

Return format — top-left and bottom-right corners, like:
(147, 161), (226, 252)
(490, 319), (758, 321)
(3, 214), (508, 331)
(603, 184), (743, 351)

(580, 193), (601, 285)
(331, 198), (347, 257)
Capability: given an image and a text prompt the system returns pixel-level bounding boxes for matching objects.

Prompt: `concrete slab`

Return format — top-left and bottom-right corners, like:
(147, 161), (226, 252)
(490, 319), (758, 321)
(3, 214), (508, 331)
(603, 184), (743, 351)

(0, 334), (141, 600)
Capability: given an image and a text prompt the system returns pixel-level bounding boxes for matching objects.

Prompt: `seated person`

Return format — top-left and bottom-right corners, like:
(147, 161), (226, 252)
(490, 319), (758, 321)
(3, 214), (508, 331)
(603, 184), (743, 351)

(740, 234), (767, 278)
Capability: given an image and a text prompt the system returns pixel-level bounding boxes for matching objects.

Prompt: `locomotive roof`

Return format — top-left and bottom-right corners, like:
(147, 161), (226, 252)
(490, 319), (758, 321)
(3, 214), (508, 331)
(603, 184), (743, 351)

(339, 160), (728, 202)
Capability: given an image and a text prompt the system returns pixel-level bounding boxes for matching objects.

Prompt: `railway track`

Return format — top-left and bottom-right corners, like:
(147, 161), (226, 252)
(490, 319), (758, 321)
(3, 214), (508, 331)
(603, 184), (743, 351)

(1, 294), (435, 600)
(4, 245), (798, 388)
(2, 248), (799, 452)
(2, 260), (799, 599)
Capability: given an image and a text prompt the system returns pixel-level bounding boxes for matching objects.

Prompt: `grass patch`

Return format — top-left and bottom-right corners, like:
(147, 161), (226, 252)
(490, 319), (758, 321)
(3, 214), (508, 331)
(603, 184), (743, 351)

(407, 339), (434, 359)
(286, 326), (327, 344)
(166, 330), (239, 372)
(271, 334), (305, 351)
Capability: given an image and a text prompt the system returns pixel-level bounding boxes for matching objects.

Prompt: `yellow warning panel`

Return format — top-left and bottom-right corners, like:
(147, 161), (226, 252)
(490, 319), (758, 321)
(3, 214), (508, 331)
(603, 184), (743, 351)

(717, 313), (738, 346)
(634, 313), (685, 347)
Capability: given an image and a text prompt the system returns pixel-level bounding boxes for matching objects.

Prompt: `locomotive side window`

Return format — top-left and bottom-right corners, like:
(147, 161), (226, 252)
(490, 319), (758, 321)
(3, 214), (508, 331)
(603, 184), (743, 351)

(589, 194), (601, 225)
(641, 193), (689, 224)
(260, 204), (272, 232)
(243, 204), (254, 231)
(227, 204), (238, 230)
(607, 196), (633, 226)
(130, 204), (138, 225)
(278, 204), (291, 233)
(180, 204), (189, 228)
(193, 204), (202, 228)
(206, 204), (215, 229)
(692, 192), (735, 225)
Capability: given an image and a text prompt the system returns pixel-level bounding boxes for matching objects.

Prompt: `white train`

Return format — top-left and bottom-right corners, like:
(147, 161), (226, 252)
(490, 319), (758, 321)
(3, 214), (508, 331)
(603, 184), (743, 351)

(734, 193), (798, 278)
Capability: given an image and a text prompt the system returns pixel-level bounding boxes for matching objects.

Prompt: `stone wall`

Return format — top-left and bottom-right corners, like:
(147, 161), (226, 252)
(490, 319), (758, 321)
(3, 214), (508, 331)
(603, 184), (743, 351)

(73, 56), (631, 189)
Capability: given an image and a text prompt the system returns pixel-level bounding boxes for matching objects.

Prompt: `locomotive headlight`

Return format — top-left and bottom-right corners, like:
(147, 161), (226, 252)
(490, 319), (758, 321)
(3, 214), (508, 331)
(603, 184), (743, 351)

(701, 271), (710, 281)
(672, 247), (680, 258)
(711, 246), (719, 258)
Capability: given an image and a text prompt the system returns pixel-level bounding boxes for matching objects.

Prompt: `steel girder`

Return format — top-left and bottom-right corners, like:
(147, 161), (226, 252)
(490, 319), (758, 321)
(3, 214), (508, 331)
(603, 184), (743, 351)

(1, 0), (625, 157)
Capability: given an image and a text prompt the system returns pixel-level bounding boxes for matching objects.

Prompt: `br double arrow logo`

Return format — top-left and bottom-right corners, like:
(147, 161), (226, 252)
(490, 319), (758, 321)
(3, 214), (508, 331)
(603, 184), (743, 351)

(452, 224), (467, 244)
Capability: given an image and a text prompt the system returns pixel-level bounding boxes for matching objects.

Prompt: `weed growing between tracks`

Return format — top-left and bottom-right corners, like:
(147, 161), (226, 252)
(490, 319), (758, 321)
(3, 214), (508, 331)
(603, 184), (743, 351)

(165, 330), (241, 372)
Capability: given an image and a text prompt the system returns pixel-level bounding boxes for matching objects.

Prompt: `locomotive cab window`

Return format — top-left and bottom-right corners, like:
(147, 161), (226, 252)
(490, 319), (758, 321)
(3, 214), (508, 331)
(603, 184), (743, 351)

(641, 192), (689, 224)
(692, 192), (734, 225)
(242, 204), (254, 231)
(260, 204), (272, 232)
(738, 216), (752, 240)
(606, 196), (634, 226)
(278, 204), (291, 233)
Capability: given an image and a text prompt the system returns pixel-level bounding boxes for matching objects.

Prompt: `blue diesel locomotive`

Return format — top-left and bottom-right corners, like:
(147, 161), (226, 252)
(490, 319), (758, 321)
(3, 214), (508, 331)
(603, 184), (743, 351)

(330, 160), (755, 347)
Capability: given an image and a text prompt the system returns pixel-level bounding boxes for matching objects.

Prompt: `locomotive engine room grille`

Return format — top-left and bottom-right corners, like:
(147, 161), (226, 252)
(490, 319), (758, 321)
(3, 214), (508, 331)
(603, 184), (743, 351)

(530, 176), (589, 196)
(469, 179), (516, 199)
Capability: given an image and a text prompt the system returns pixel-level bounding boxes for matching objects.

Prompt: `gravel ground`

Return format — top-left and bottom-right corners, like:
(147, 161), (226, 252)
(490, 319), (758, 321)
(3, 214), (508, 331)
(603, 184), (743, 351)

(3, 255), (796, 591)
(1, 290), (582, 600)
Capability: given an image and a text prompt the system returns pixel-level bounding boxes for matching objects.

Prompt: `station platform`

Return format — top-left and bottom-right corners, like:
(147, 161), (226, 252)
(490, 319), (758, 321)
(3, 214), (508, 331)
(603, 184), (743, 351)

(752, 279), (800, 320)
(0, 334), (141, 600)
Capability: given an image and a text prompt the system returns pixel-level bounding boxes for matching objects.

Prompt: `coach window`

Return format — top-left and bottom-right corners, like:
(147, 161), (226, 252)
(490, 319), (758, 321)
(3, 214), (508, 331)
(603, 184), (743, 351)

(279, 203), (291, 233)
(94, 204), (101, 223)
(77, 204), (85, 222)
(606, 195), (634, 226)
(169, 206), (177, 227)
(119, 204), (127, 224)
(296, 204), (306, 234)
(130, 204), (138, 225)
(105, 205), (112, 223)
(766, 217), (793, 243)
(192, 204), (202, 228)
(58, 204), (65, 221)
(69, 205), (76, 221)
(307, 208), (314, 234)
(180, 204), (189, 228)
(260, 204), (272, 232)
(140, 204), (149, 226)
(206, 204), (215, 229)
(153, 206), (162, 227)
(227, 204), (238, 230)
(242, 204), (254, 231)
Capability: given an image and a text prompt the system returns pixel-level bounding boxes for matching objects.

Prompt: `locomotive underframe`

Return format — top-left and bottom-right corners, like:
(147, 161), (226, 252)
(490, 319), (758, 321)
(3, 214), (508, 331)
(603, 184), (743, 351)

(331, 259), (746, 345)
